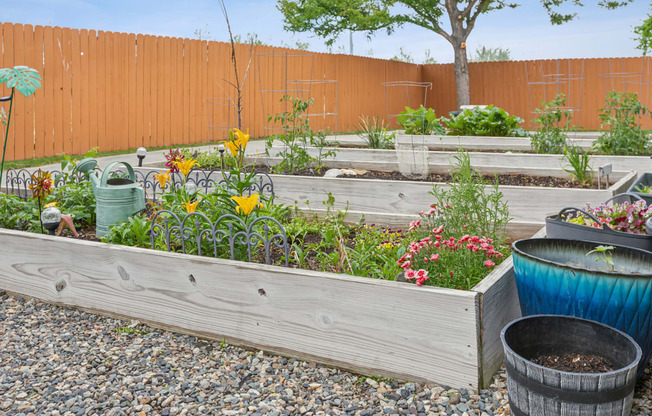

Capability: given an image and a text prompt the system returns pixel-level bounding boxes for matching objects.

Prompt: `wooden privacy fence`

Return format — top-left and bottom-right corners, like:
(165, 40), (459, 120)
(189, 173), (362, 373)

(0, 22), (419, 161)
(1, 22), (650, 161)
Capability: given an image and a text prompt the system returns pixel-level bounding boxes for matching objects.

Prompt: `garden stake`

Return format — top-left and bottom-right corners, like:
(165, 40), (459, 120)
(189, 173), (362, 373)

(0, 89), (14, 188)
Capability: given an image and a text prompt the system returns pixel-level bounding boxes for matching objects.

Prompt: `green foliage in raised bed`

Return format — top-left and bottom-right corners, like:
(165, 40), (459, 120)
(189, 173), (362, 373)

(397, 106), (446, 135)
(594, 91), (651, 156)
(444, 105), (526, 137)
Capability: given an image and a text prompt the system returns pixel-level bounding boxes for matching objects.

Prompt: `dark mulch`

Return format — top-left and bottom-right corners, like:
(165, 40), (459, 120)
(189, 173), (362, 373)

(248, 165), (602, 189)
(530, 353), (615, 373)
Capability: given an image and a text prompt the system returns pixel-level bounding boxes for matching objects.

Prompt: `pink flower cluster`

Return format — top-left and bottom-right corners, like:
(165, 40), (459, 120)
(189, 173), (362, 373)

(567, 200), (652, 235)
(397, 226), (503, 287)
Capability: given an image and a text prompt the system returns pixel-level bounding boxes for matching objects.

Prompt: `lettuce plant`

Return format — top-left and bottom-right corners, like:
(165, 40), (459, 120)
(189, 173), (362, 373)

(445, 105), (526, 137)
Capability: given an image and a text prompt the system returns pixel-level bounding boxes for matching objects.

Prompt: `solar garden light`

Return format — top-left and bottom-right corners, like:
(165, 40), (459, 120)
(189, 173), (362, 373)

(185, 179), (198, 195)
(218, 144), (225, 171)
(136, 147), (147, 167)
(41, 206), (62, 235)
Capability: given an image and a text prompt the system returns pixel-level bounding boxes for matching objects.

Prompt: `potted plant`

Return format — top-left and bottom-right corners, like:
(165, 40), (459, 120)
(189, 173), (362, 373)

(546, 193), (652, 251)
(511, 238), (652, 378)
(627, 173), (652, 205)
(501, 315), (641, 415)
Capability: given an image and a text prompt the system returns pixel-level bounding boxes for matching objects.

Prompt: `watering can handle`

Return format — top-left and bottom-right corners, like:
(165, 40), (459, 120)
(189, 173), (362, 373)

(100, 161), (136, 186)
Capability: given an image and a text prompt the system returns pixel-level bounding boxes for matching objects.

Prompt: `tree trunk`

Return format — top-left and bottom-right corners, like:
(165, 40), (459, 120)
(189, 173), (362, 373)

(453, 42), (471, 108)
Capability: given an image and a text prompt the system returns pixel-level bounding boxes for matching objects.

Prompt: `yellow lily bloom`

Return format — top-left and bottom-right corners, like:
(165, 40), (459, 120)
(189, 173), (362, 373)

(184, 199), (200, 214)
(174, 159), (200, 177)
(44, 201), (57, 208)
(224, 140), (239, 157)
(233, 128), (250, 150)
(154, 170), (169, 189)
(231, 193), (263, 216)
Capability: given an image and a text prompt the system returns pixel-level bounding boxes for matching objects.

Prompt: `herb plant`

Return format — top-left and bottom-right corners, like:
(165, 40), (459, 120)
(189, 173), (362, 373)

(427, 151), (510, 246)
(396, 106), (445, 135)
(594, 91), (651, 156)
(530, 93), (572, 154)
(357, 116), (395, 149)
(444, 105), (526, 137)
(562, 145), (593, 185)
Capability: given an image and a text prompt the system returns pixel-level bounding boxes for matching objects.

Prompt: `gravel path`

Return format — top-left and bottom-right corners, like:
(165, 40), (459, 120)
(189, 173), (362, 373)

(0, 291), (650, 416)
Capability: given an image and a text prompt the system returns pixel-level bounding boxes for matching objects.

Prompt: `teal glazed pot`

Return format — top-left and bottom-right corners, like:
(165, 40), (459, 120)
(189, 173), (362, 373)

(512, 238), (652, 377)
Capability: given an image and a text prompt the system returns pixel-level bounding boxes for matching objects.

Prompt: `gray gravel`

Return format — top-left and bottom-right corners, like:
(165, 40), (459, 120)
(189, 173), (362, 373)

(0, 291), (650, 416)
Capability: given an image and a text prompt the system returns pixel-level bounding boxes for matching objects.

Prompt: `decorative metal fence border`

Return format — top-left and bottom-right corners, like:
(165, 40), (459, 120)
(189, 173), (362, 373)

(150, 210), (289, 266)
(4, 168), (275, 202)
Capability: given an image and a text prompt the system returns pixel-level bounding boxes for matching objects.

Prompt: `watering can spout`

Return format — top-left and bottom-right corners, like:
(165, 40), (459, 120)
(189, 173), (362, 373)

(76, 158), (100, 191)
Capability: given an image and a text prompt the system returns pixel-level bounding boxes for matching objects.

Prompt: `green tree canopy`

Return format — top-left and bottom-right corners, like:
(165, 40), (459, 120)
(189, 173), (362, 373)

(278, 0), (635, 107)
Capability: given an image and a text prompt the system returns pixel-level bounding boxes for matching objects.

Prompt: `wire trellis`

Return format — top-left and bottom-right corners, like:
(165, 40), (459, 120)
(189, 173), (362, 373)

(150, 210), (289, 266)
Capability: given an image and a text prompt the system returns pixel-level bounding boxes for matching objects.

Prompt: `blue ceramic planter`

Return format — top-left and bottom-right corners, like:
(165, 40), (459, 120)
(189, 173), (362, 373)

(512, 238), (652, 377)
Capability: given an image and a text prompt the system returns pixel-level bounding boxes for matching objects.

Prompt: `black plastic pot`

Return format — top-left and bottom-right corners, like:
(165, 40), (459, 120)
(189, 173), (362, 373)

(627, 172), (652, 205)
(501, 315), (641, 416)
(545, 193), (651, 252)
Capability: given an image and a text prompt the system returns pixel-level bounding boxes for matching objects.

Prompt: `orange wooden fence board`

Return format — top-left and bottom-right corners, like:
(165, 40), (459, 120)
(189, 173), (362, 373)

(1, 22), (651, 161)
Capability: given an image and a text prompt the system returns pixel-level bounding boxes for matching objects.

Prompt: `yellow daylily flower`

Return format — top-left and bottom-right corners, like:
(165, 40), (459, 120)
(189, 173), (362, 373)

(174, 159), (200, 177)
(233, 128), (250, 150)
(44, 201), (57, 208)
(224, 140), (239, 157)
(184, 200), (200, 214)
(231, 193), (263, 216)
(154, 170), (169, 189)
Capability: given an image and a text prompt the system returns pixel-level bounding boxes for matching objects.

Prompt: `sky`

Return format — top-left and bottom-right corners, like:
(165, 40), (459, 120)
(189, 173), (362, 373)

(0, 0), (649, 63)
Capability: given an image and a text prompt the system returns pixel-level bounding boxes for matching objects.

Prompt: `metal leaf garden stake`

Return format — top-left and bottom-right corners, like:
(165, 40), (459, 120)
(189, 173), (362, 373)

(0, 66), (42, 188)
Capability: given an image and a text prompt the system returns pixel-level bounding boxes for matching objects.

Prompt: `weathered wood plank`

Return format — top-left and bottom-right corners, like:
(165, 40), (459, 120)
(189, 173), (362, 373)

(258, 147), (635, 183)
(333, 134), (596, 153)
(267, 173), (630, 226)
(0, 228), (482, 388)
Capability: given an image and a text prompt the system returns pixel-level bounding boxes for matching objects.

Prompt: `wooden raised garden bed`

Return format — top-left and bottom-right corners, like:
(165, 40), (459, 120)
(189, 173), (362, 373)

(0, 226), (538, 389)
(331, 134), (595, 153)
(265, 171), (637, 241)
(259, 146), (641, 182)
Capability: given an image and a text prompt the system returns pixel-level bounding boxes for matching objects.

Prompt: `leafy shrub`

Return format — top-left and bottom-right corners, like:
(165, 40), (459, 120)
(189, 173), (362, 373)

(266, 95), (337, 174)
(593, 91), (651, 156)
(396, 105), (446, 135)
(357, 116), (395, 149)
(530, 93), (571, 154)
(0, 193), (39, 231)
(103, 215), (151, 247)
(426, 151), (510, 246)
(444, 105), (526, 137)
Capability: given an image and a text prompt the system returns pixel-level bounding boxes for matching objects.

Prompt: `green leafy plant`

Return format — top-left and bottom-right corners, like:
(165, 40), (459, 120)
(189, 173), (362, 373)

(593, 91), (651, 156)
(444, 105), (525, 137)
(587, 245), (615, 272)
(266, 95), (337, 174)
(357, 116), (395, 149)
(0, 66), (42, 187)
(55, 146), (100, 184)
(562, 145), (593, 185)
(103, 215), (152, 248)
(530, 93), (572, 154)
(635, 184), (652, 194)
(396, 106), (445, 135)
(426, 151), (511, 246)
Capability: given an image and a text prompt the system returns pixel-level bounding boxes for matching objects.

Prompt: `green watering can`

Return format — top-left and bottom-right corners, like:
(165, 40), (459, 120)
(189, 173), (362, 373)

(77, 158), (146, 237)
